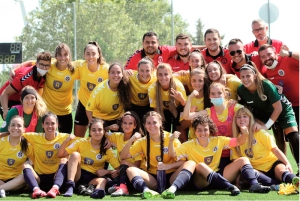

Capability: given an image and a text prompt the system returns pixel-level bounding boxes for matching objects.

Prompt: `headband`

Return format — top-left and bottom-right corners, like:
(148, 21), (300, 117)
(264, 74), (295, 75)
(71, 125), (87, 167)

(21, 88), (37, 101)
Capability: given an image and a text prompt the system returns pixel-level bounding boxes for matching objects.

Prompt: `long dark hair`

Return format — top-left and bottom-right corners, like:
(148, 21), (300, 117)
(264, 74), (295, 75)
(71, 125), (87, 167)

(84, 41), (106, 65)
(55, 43), (74, 73)
(143, 111), (164, 170)
(117, 111), (144, 136)
(88, 118), (107, 155)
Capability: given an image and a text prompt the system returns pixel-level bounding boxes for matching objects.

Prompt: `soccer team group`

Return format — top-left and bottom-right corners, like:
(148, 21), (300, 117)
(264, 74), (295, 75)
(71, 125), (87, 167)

(0, 18), (299, 199)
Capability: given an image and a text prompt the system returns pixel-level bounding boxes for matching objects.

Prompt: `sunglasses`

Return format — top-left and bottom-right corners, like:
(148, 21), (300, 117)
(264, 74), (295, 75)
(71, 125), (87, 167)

(229, 50), (242, 56)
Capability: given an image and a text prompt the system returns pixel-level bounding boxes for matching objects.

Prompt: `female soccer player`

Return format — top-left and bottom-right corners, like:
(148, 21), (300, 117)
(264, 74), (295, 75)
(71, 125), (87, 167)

(231, 107), (299, 188)
(57, 118), (120, 198)
(205, 60), (242, 100)
(22, 112), (76, 198)
(168, 114), (271, 197)
(106, 111), (144, 196)
(0, 86), (47, 133)
(0, 116), (31, 197)
(148, 63), (187, 134)
(121, 111), (195, 199)
(86, 62), (131, 131)
(238, 64), (299, 174)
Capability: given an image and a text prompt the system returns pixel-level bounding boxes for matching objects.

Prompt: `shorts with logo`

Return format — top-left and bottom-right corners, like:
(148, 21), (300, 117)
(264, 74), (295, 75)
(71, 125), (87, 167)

(75, 101), (89, 126)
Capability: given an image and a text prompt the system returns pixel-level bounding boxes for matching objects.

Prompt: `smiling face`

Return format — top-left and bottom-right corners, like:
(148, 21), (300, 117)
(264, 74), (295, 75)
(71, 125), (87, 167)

(204, 33), (220, 53)
(189, 54), (202, 70)
(195, 123), (210, 142)
(22, 94), (36, 110)
(240, 69), (257, 89)
(138, 63), (152, 84)
(228, 42), (245, 65)
(191, 73), (205, 92)
(252, 21), (268, 41)
(56, 47), (70, 67)
(157, 67), (171, 89)
(206, 63), (221, 81)
(236, 112), (250, 129)
(42, 115), (58, 135)
(89, 121), (104, 141)
(144, 115), (161, 136)
(121, 115), (137, 135)
(84, 45), (99, 66)
(143, 36), (159, 56)
(109, 64), (123, 85)
(176, 38), (192, 57)
(259, 47), (277, 67)
(8, 117), (24, 138)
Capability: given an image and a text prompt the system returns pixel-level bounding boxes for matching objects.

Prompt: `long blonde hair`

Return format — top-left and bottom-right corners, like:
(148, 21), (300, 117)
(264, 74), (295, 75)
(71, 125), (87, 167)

(155, 63), (177, 121)
(232, 107), (255, 156)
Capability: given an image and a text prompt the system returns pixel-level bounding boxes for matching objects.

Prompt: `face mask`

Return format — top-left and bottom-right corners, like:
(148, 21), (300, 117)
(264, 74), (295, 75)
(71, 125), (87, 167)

(37, 68), (48, 76)
(265, 59), (278, 69)
(210, 97), (224, 106)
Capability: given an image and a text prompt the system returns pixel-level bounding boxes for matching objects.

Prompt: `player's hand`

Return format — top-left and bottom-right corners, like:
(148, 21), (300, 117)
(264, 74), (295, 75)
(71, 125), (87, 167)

(130, 132), (142, 142)
(240, 126), (249, 135)
(279, 44), (290, 57)
(170, 88), (184, 101)
(170, 131), (180, 140)
(157, 162), (170, 171)
(219, 74), (227, 86)
(109, 124), (119, 131)
(189, 90), (199, 98)
(111, 169), (120, 178)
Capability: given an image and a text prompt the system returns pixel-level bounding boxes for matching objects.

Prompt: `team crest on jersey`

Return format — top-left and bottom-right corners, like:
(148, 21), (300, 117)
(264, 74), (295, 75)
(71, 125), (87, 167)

(84, 157), (94, 165)
(158, 56), (163, 63)
(204, 156), (213, 165)
(138, 93), (148, 100)
(54, 143), (60, 149)
(163, 101), (170, 107)
(156, 156), (163, 162)
(217, 125), (227, 135)
(244, 148), (253, 158)
(1, 121), (6, 128)
(17, 151), (24, 158)
(213, 146), (218, 152)
(87, 82), (96, 91)
(65, 76), (71, 82)
(46, 151), (53, 158)
(97, 77), (103, 83)
(96, 153), (103, 160)
(53, 81), (63, 89)
(252, 138), (257, 145)
(227, 116), (233, 122)
(163, 147), (168, 154)
(112, 104), (119, 110)
(278, 69), (285, 76)
(7, 159), (15, 166)
(221, 58), (228, 64)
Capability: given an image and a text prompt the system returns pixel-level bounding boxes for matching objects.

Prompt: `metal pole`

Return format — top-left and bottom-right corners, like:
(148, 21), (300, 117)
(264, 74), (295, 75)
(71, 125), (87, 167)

(73, 2), (78, 110)
(171, 0), (174, 46)
(267, 0), (271, 38)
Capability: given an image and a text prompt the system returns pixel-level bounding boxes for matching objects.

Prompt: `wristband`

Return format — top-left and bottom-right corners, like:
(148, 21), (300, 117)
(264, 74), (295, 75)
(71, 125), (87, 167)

(289, 51), (292, 57)
(265, 119), (274, 130)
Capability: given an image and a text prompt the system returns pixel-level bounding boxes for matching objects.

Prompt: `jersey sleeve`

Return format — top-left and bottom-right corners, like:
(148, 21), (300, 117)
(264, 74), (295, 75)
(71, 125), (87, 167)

(107, 149), (120, 169)
(105, 132), (118, 144)
(124, 50), (141, 70)
(0, 108), (19, 132)
(148, 82), (157, 108)
(65, 139), (81, 155)
(233, 103), (244, 113)
(129, 138), (145, 158)
(174, 143), (188, 161)
(263, 81), (281, 104)
(257, 130), (277, 151)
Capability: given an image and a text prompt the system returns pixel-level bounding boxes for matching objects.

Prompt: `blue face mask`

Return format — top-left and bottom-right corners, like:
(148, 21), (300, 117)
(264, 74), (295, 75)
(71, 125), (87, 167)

(210, 97), (224, 106)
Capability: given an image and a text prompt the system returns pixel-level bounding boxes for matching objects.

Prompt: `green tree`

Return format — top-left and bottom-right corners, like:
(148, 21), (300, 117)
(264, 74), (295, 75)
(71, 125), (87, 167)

(193, 18), (205, 45)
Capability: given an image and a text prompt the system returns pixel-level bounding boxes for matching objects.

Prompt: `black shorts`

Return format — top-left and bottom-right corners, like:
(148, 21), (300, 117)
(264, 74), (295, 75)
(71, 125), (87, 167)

(130, 103), (153, 123)
(57, 113), (73, 134)
(149, 172), (173, 189)
(74, 101), (89, 126)
(38, 173), (56, 192)
(77, 169), (98, 186)
(262, 160), (285, 180)
(217, 157), (231, 176)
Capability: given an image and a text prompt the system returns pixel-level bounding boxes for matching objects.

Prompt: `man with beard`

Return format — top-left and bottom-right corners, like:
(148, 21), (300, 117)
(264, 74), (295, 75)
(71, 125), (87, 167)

(228, 38), (265, 78)
(125, 31), (177, 70)
(167, 34), (192, 72)
(201, 28), (233, 74)
(244, 19), (283, 54)
(258, 44), (299, 125)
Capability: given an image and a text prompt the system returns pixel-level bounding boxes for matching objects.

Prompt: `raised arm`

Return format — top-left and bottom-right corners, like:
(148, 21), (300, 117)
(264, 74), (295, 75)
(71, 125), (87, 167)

(0, 85), (17, 120)
(182, 90), (206, 120)
(120, 132), (141, 160)
(57, 134), (75, 158)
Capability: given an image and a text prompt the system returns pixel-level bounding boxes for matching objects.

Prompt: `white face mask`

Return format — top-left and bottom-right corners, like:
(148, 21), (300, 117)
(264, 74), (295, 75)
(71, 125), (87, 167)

(265, 59), (278, 69)
(37, 68), (48, 76)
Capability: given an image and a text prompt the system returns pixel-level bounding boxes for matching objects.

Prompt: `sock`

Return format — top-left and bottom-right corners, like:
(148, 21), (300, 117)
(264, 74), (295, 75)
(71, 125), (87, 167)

(286, 132), (299, 165)
(119, 164), (129, 185)
(131, 176), (147, 192)
(207, 171), (233, 189)
(172, 169), (192, 190)
(23, 168), (39, 191)
(90, 188), (106, 199)
(64, 180), (75, 197)
(282, 171), (295, 183)
(241, 164), (258, 185)
(256, 171), (281, 185)
(53, 163), (67, 188)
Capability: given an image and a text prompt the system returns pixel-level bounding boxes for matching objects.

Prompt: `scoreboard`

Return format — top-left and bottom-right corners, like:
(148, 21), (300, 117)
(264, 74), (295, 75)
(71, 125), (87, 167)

(0, 43), (22, 64)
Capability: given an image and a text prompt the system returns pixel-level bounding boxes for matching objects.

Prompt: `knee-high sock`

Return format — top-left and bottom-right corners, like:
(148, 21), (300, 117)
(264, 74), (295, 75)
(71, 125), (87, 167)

(119, 164), (129, 185)
(172, 169), (192, 190)
(286, 132), (299, 165)
(23, 168), (39, 191)
(282, 171), (295, 183)
(53, 163), (67, 188)
(131, 176), (147, 192)
(255, 171), (281, 185)
(207, 172), (233, 189)
(240, 164), (258, 185)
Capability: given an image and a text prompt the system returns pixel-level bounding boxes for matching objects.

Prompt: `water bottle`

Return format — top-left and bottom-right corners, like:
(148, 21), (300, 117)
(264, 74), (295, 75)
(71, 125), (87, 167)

(156, 162), (166, 194)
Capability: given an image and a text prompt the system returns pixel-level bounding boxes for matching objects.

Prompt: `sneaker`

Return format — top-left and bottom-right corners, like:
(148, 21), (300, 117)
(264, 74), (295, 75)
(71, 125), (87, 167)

(77, 185), (87, 195)
(0, 189), (6, 198)
(111, 185), (129, 196)
(270, 184), (280, 191)
(161, 188), (175, 199)
(85, 184), (95, 196)
(249, 184), (271, 193)
(227, 185), (240, 196)
(292, 177), (299, 188)
(142, 188), (159, 199)
(90, 189), (106, 199)
(108, 185), (119, 194)
(47, 187), (60, 198)
(32, 188), (47, 199)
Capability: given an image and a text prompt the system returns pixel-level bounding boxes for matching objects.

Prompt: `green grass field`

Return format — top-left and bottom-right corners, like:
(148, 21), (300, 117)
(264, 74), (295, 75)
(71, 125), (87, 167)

(0, 116), (299, 200)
